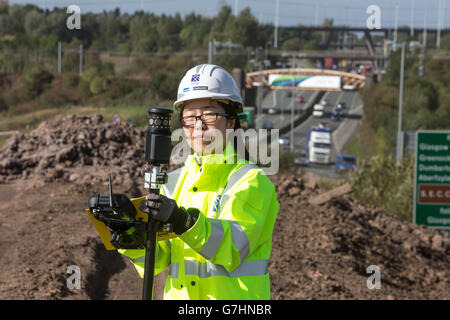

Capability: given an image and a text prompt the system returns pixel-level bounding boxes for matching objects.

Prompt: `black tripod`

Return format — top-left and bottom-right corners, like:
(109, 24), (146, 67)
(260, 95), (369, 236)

(142, 166), (169, 300)
(141, 107), (173, 300)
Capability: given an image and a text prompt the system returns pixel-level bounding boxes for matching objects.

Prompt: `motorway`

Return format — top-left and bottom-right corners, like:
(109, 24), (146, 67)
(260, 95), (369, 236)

(254, 88), (363, 177)
(255, 90), (317, 130)
(291, 91), (362, 153)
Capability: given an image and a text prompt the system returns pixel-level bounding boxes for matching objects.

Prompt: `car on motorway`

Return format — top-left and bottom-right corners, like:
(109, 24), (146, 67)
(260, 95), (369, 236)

(268, 107), (280, 115)
(318, 121), (329, 129)
(294, 150), (309, 166)
(343, 84), (355, 90)
(313, 110), (324, 117)
(296, 96), (304, 103)
(330, 112), (340, 121)
(337, 102), (346, 110)
(313, 104), (324, 117)
(321, 99), (330, 106)
(262, 120), (273, 130)
(279, 135), (290, 148)
(335, 154), (357, 173)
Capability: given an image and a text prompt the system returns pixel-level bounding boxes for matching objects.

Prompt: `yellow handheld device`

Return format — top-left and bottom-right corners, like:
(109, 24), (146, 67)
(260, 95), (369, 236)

(86, 176), (176, 251)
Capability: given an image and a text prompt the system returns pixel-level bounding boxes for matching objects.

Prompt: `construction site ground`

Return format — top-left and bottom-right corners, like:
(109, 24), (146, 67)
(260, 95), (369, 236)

(0, 115), (448, 300)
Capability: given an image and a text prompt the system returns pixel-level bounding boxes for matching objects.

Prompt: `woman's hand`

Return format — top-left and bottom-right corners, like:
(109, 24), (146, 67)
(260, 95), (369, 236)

(140, 194), (197, 235)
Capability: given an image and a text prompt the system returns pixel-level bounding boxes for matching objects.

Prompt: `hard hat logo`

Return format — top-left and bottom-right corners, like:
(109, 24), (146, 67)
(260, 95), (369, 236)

(193, 86), (208, 91)
(174, 64), (243, 114)
(191, 74), (200, 82)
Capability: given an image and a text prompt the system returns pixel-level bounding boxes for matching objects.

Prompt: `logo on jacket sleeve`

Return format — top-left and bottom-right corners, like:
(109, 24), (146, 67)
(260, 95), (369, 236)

(191, 74), (200, 83)
(212, 194), (222, 212)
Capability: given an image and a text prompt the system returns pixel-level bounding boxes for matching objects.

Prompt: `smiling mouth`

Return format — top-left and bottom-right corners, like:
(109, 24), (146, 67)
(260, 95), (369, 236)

(193, 134), (215, 144)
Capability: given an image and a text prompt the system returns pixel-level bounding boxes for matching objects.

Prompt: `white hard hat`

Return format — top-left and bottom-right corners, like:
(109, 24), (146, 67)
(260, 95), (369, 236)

(173, 64), (243, 113)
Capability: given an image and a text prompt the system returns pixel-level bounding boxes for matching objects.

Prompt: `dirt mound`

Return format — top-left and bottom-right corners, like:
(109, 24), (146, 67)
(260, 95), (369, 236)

(0, 114), (147, 194)
(269, 175), (450, 299)
(0, 114), (448, 300)
(0, 181), (143, 300)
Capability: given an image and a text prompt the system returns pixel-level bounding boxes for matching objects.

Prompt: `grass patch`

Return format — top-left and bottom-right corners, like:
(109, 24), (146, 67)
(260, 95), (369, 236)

(0, 105), (164, 133)
(1, 108), (67, 133)
(0, 135), (11, 148)
(97, 105), (152, 129)
(348, 153), (414, 222)
(344, 134), (361, 159)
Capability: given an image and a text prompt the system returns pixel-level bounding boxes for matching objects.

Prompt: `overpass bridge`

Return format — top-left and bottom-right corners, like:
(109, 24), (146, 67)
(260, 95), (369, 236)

(275, 26), (450, 71)
(278, 50), (385, 61)
(281, 26), (450, 36)
(245, 68), (366, 92)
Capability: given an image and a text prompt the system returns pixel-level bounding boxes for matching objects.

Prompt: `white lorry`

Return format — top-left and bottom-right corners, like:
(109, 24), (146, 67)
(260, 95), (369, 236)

(305, 126), (332, 164)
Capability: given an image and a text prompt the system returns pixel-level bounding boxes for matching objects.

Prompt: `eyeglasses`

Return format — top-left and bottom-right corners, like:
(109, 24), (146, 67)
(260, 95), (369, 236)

(181, 112), (229, 128)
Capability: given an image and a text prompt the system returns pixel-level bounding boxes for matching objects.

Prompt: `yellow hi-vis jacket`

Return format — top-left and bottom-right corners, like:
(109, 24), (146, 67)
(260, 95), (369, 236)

(118, 145), (279, 300)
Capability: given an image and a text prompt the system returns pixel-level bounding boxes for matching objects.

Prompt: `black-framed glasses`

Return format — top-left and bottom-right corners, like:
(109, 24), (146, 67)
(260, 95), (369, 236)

(181, 112), (230, 128)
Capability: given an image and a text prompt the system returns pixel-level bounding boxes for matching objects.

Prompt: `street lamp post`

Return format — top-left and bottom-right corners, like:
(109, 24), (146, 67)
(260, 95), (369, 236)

(264, 41), (271, 68)
(274, 0), (279, 48)
(396, 42), (406, 165)
(257, 62), (263, 124)
(290, 55), (296, 152)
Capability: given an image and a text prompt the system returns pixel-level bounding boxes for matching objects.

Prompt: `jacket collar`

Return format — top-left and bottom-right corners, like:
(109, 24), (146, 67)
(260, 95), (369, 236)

(185, 141), (240, 170)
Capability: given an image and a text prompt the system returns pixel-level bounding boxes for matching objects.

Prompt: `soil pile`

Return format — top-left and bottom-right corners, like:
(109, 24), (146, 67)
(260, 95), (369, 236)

(0, 114), (147, 194)
(0, 114), (448, 300)
(269, 175), (450, 299)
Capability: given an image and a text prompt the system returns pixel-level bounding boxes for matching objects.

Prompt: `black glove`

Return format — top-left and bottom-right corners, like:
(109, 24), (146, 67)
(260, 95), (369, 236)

(140, 193), (198, 235)
(108, 226), (146, 250)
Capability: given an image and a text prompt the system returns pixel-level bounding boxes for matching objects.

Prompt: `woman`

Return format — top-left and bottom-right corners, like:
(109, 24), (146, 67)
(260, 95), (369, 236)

(120, 64), (279, 300)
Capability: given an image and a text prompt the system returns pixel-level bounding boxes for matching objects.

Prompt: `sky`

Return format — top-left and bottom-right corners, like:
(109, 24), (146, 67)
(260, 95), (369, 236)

(8, 0), (450, 28)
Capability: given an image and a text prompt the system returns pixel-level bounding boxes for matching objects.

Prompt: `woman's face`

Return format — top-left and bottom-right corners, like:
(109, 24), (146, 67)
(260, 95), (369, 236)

(182, 98), (235, 155)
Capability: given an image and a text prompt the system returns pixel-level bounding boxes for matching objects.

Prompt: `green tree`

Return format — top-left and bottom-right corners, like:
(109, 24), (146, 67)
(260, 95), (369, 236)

(24, 65), (54, 97)
(224, 8), (259, 47)
(179, 14), (212, 49)
(129, 13), (157, 51)
(282, 38), (302, 51)
(440, 33), (450, 50)
(90, 76), (108, 95)
(301, 39), (319, 50)
(210, 6), (232, 41)
(24, 9), (46, 37)
(39, 34), (58, 52)
(349, 153), (414, 221)
(45, 10), (67, 41)
(8, 4), (27, 33)
(137, 28), (159, 53)
(0, 14), (14, 36)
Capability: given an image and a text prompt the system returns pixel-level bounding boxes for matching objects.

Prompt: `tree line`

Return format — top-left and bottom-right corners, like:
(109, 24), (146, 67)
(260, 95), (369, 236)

(0, 4), (323, 55)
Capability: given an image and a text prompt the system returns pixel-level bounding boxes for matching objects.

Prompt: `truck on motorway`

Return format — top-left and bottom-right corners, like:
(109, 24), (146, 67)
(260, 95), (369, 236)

(305, 126), (332, 164)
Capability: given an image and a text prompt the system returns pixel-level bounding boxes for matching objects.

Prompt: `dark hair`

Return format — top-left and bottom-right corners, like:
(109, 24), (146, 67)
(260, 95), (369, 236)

(215, 100), (241, 130)
(216, 101), (253, 162)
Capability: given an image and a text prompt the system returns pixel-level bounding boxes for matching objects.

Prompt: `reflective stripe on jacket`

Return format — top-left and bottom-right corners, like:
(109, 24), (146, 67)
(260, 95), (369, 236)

(118, 145), (279, 300)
